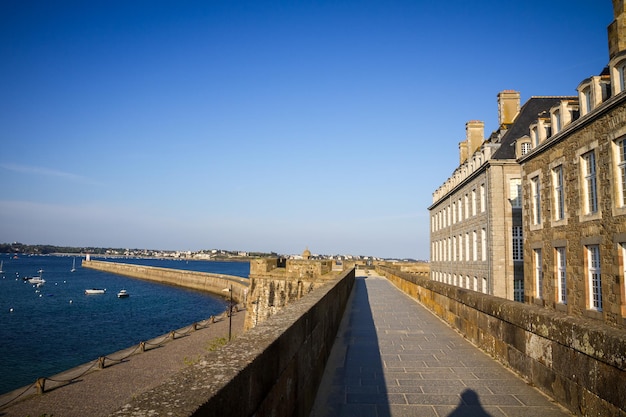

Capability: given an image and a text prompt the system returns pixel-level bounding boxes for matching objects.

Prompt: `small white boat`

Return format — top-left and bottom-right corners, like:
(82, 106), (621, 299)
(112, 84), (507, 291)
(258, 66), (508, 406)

(0, 260), (4, 273)
(85, 288), (106, 295)
(71, 258), (76, 273)
(27, 269), (46, 285)
(117, 289), (129, 298)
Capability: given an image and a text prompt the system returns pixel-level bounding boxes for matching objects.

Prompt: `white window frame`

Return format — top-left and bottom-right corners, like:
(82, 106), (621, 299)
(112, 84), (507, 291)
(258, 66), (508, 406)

(531, 176), (541, 225)
(553, 165), (565, 221)
(583, 151), (598, 214)
(472, 189), (477, 216)
(481, 228), (486, 262)
(472, 230), (477, 261)
(556, 247), (567, 304)
(587, 245), (602, 311)
(535, 248), (543, 299)
(480, 183), (485, 212)
(616, 138), (626, 207)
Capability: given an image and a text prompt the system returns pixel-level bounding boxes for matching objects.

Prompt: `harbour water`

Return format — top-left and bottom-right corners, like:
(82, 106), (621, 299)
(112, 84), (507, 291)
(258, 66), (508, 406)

(0, 254), (249, 395)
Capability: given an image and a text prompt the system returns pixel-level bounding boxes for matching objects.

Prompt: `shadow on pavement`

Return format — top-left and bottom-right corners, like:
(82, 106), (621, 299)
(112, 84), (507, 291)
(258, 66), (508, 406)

(310, 275), (390, 417)
(445, 389), (494, 417)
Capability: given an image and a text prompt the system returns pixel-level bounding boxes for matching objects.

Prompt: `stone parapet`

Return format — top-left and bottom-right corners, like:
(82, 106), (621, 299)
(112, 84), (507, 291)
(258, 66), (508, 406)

(376, 266), (626, 416)
(109, 267), (356, 417)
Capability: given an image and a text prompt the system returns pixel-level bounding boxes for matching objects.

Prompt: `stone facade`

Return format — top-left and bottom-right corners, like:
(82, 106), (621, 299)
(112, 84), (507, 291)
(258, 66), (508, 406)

(429, 93), (564, 300)
(519, 2), (626, 329)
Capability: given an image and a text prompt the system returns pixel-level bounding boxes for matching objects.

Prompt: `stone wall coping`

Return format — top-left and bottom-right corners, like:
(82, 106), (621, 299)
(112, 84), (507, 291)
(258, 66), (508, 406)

(378, 266), (626, 370)
(111, 267), (355, 417)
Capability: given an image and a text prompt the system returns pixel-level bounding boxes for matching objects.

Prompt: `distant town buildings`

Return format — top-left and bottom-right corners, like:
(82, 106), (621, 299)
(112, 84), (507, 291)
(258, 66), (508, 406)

(429, 0), (626, 328)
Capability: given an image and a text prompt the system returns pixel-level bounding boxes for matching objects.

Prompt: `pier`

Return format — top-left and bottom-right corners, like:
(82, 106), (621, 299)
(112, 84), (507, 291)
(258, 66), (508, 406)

(82, 259), (249, 303)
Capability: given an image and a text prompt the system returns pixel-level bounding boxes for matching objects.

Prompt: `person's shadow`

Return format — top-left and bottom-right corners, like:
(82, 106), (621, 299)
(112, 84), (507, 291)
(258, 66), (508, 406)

(446, 389), (494, 417)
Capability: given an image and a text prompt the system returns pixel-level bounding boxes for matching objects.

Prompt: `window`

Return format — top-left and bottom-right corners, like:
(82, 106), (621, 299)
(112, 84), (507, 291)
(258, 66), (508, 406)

(532, 126), (540, 147)
(553, 109), (561, 134)
(481, 228), (486, 261)
(480, 184), (485, 212)
(616, 138), (626, 207)
(472, 189), (476, 216)
(465, 233), (470, 261)
(521, 142), (532, 155)
(587, 245), (602, 311)
(535, 249), (543, 299)
(458, 198), (462, 221)
(458, 234), (463, 261)
(583, 151), (598, 214)
(514, 280), (524, 302)
(512, 226), (523, 261)
(556, 247), (567, 304)
(510, 178), (522, 208)
(472, 231), (477, 261)
(582, 86), (592, 115)
(452, 236), (456, 262)
(452, 202), (457, 224)
(620, 65), (626, 93)
(482, 277), (487, 294)
(531, 176), (541, 225)
(552, 165), (565, 221)
(464, 194), (469, 219)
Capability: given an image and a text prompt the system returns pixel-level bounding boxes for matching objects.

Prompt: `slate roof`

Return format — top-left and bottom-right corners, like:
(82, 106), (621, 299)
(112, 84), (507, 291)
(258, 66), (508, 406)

(491, 97), (573, 160)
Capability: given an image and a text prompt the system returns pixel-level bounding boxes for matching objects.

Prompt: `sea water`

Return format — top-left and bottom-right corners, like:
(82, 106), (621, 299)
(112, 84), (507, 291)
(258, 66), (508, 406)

(0, 254), (249, 395)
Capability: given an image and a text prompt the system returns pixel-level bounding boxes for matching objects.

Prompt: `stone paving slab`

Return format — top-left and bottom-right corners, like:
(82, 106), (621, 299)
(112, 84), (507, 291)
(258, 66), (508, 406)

(310, 272), (572, 417)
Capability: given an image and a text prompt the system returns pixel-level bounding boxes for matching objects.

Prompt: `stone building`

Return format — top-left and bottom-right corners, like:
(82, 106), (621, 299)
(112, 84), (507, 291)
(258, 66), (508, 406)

(518, 0), (626, 328)
(429, 93), (567, 300)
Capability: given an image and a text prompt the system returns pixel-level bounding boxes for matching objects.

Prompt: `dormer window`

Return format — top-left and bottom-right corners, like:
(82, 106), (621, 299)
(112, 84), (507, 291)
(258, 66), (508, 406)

(516, 136), (532, 158)
(531, 125), (540, 147)
(552, 109), (561, 134)
(609, 51), (626, 95)
(580, 84), (593, 115)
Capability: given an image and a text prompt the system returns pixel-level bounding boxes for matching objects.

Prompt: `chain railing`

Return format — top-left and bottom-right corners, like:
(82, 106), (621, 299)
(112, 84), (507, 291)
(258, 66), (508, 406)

(0, 306), (240, 410)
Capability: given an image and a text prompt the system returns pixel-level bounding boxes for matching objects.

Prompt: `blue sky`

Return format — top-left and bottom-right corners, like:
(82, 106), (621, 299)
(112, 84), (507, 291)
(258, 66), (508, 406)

(0, 1), (614, 259)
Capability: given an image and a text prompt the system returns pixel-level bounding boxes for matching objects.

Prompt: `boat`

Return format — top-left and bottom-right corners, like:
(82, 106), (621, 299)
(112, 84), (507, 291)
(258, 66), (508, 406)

(117, 289), (129, 298)
(27, 269), (46, 285)
(70, 258), (76, 273)
(85, 288), (106, 295)
(0, 260), (3, 273)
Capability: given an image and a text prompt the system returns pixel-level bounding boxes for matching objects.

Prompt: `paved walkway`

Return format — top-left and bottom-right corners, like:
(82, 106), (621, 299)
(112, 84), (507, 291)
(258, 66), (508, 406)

(310, 271), (572, 417)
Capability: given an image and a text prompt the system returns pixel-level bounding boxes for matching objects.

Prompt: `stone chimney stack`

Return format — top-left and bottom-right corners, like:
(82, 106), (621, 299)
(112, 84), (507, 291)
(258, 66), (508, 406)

(497, 90), (521, 126)
(466, 120), (484, 155)
(608, 0), (626, 59)
(459, 140), (468, 164)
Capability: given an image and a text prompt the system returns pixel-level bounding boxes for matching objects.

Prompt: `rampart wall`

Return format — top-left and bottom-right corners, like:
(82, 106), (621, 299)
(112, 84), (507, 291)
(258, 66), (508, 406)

(376, 265), (626, 416)
(82, 260), (249, 303)
(110, 267), (356, 417)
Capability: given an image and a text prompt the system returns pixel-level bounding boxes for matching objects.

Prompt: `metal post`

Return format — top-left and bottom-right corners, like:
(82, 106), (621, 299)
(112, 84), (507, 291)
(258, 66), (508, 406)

(228, 284), (233, 341)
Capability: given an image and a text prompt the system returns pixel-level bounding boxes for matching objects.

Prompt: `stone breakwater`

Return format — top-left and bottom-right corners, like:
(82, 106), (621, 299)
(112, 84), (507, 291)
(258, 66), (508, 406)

(82, 260), (249, 303)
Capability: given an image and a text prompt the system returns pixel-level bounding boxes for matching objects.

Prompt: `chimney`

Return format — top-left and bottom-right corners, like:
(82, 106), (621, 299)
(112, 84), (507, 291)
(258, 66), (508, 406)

(497, 90), (520, 125)
(459, 140), (468, 164)
(466, 120), (484, 155)
(608, 0), (626, 59)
